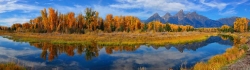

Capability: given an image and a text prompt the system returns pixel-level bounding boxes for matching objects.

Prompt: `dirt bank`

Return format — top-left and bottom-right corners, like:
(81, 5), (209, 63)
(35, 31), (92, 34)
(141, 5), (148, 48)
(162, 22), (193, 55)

(227, 40), (250, 70)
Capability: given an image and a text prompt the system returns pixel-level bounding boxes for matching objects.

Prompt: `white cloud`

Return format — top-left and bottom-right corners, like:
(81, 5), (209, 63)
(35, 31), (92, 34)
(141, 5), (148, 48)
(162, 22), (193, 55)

(0, 17), (30, 26)
(110, 0), (207, 12)
(200, 0), (228, 11)
(199, 0), (248, 11)
(0, 0), (42, 13)
(93, 5), (152, 19)
(234, 0), (248, 5)
(219, 9), (237, 16)
(53, 4), (87, 14)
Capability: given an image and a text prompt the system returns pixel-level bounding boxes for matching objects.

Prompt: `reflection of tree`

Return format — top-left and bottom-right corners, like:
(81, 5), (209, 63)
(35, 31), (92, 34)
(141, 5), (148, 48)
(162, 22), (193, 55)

(105, 45), (140, 54)
(220, 34), (234, 41)
(29, 36), (233, 61)
(85, 45), (97, 60)
(41, 50), (47, 60)
(77, 46), (84, 55)
(66, 46), (74, 56)
(30, 41), (142, 61)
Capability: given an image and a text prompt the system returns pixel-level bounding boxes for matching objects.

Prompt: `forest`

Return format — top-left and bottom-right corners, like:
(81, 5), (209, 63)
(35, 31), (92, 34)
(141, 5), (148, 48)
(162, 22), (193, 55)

(0, 8), (248, 33)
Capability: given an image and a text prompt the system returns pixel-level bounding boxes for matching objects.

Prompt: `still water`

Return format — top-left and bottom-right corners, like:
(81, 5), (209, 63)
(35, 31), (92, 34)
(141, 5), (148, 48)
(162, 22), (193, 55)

(0, 36), (233, 70)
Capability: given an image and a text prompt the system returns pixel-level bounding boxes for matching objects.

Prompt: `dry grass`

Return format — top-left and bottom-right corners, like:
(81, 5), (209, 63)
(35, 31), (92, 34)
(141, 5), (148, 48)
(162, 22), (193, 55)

(0, 63), (25, 70)
(0, 32), (216, 46)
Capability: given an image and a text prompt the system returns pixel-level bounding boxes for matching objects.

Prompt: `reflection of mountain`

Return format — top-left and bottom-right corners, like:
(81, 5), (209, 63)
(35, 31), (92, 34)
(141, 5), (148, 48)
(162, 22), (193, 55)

(164, 36), (233, 53)
(0, 36), (236, 70)
(28, 36), (233, 61)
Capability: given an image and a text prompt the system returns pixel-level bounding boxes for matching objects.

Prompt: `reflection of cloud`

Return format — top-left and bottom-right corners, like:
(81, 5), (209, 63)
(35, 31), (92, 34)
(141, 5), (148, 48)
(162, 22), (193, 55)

(0, 46), (46, 67)
(69, 61), (79, 66)
(0, 37), (14, 42)
(110, 47), (204, 70)
(0, 37), (82, 69)
(0, 57), (46, 67)
(0, 47), (40, 57)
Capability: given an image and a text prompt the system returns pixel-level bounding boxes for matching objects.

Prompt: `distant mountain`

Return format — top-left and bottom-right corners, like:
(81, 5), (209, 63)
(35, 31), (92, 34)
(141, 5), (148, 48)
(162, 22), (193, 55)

(217, 17), (238, 26)
(145, 13), (165, 23)
(145, 10), (245, 28)
(162, 12), (171, 22)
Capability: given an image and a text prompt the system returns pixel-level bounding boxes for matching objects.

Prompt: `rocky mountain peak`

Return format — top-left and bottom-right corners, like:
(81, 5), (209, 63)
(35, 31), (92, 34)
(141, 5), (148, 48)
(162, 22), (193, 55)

(162, 12), (171, 21)
(175, 9), (185, 20)
(145, 13), (165, 23)
(152, 13), (160, 17)
(145, 9), (242, 27)
(190, 12), (197, 15)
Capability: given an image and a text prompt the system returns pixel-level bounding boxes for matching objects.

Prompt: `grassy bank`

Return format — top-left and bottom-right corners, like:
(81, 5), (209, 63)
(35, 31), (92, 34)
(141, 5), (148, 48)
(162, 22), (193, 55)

(0, 63), (26, 70)
(193, 33), (249, 70)
(0, 32), (215, 46)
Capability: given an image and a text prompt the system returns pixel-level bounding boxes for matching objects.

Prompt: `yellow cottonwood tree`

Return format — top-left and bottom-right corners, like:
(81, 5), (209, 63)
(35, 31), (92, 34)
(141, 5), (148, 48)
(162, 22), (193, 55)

(234, 18), (249, 32)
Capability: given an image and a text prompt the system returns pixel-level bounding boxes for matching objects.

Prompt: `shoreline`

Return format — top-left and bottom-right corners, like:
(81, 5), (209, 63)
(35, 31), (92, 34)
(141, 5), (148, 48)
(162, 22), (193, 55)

(1, 32), (250, 69)
(193, 33), (250, 70)
(227, 40), (250, 70)
(0, 32), (215, 46)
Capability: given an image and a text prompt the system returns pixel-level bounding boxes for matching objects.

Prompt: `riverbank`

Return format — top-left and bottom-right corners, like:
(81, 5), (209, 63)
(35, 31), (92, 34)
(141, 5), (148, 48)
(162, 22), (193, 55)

(227, 39), (250, 70)
(193, 33), (250, 70)
(0, 63), (25, 70)
(0, 32), (215, 46)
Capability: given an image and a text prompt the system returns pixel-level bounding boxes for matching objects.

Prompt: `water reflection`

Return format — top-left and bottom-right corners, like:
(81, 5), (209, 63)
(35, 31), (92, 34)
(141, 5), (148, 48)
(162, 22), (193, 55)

(29, 42), (141, 61)
(0, 36), (233, 70)
(164, 36), (233, 53)
(25, 36), (233, 61)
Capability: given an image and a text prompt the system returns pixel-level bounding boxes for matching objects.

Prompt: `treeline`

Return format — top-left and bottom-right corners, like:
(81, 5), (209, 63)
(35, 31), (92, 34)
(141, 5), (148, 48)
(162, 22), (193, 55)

(146, 21), (194, 32)
(0, 7), (248, 33)
(0, 8), (194, 33)
(219, 18), (249, 33)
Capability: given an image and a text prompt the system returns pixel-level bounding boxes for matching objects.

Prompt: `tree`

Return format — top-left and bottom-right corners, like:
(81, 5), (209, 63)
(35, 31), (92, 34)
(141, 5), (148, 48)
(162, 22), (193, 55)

(98, 17), (104, 31)
(41, 8), (49, 32)
(104, 14), (113, 32)
(113, 16), (120, 31)
(75, 13), (85, 33)
(85, 8), (96, 31)
(92, 12), (99, 31)
(178, 26), (182, 32)
(22, 22), (31, 32)
(11, 23), (22, 31)
(234, 18), (249, 32)
(165, 23), (171, 32)
(220, 25), (230, 32)
(67, 12), (75, 33)
(48, 8), (58, 32)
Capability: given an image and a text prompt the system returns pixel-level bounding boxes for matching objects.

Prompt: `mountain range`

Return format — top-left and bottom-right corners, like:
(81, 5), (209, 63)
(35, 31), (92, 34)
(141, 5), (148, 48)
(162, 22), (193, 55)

(145, 10), (241, 28)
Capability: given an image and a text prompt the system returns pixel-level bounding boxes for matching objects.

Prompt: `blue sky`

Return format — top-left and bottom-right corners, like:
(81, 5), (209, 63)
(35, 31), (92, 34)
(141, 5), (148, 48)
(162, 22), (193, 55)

(0, 0), (249, 26)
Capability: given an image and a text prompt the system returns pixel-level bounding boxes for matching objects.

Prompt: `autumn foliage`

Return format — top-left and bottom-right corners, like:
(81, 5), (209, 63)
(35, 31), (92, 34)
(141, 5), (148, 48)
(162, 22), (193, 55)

(220, 24), (233, 32)
(0, 8), (249, 33)
(233, 18), (249, 32)
(146, 21), (194, 32)
(0, 8), (195, 33)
